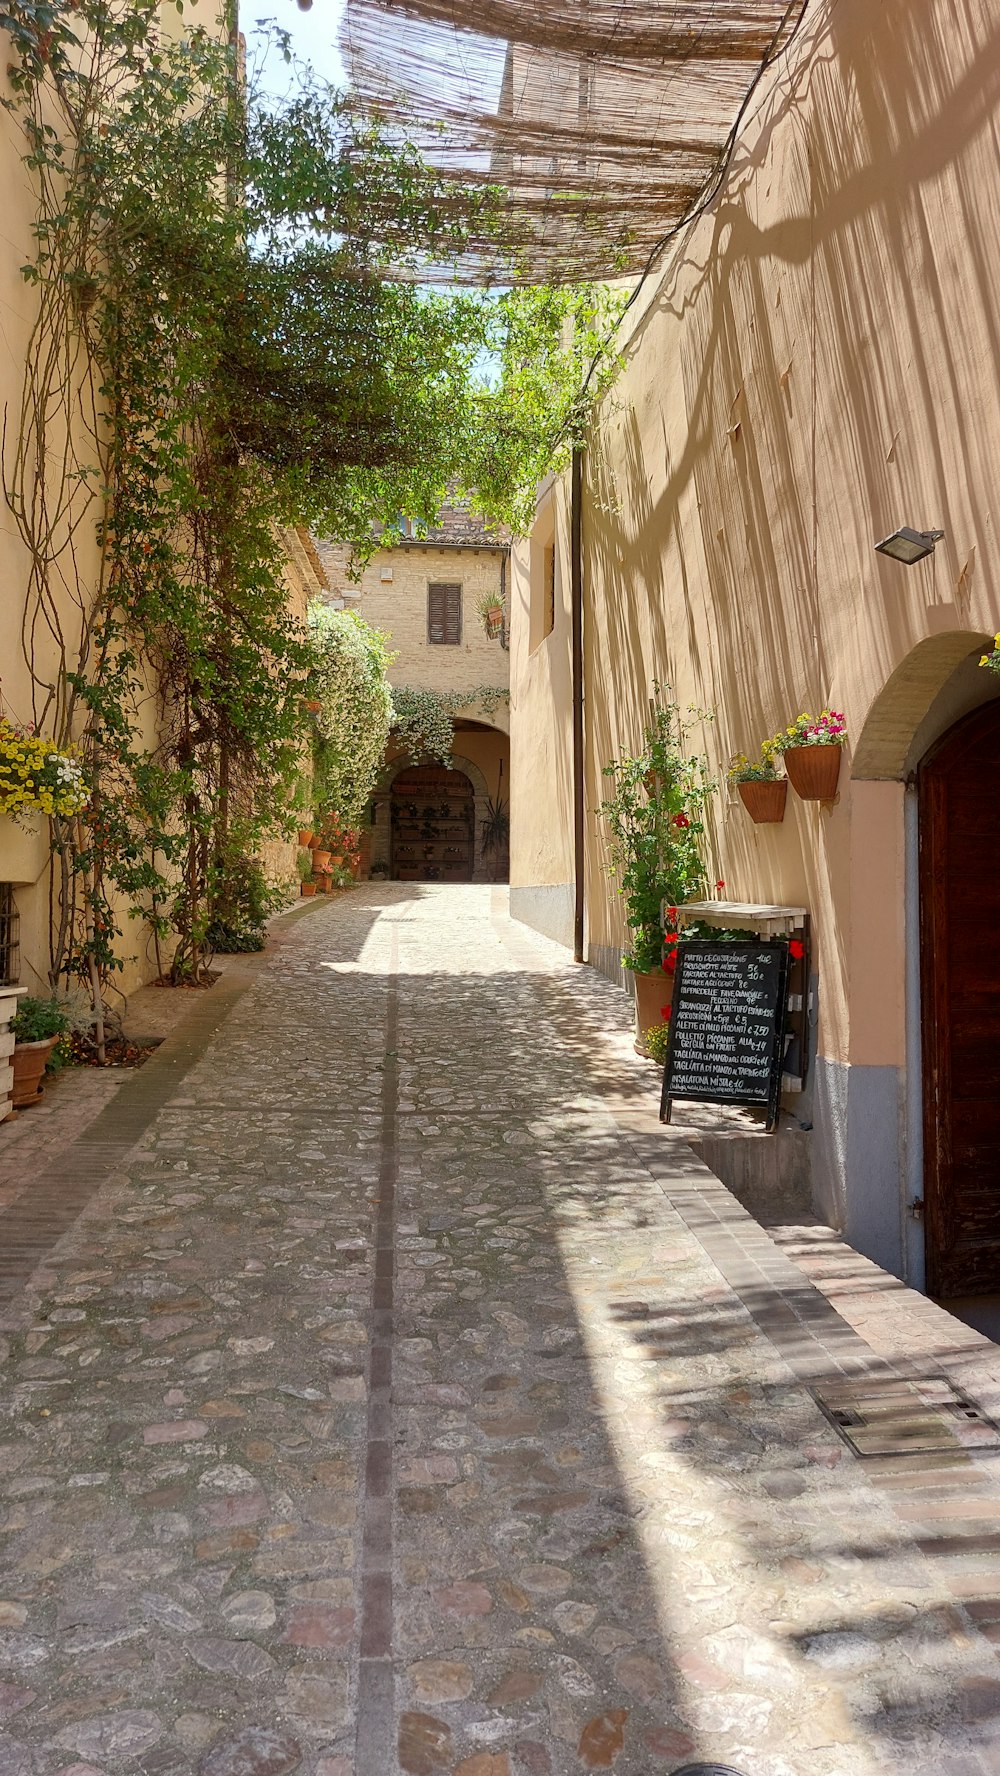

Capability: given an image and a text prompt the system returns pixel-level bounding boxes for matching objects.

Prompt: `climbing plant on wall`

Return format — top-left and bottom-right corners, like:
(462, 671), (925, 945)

(391, 686), (511, 764)
(0, 0), (620, 992)
(309, 606), (395, 829)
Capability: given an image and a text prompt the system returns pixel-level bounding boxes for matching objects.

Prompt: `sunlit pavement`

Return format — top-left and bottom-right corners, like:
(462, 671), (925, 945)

(2, 884), (1000, 1775)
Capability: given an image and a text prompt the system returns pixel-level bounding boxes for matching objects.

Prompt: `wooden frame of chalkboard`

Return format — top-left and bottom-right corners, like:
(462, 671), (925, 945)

(659, 939), (791, 1132)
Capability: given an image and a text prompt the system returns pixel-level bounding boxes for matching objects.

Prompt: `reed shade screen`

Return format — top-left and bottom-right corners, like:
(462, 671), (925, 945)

(340, 0), (806, 280)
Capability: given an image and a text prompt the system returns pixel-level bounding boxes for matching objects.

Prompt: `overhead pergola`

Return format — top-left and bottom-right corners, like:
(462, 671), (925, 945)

(340, 0), (809, 281)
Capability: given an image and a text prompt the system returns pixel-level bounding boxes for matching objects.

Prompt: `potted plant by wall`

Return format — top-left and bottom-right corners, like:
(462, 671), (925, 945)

(478, 590), (504, 640)
(297, 848), (316, 897)
(370, 860), (390, 880)
(297, 826), (314, 846)
(772, 709), (846, 800)
(481, 793), (510, 882)
(10, 995), (71, 1107)
(597, 689), (712, 1053)
(727, 744), (787, 823)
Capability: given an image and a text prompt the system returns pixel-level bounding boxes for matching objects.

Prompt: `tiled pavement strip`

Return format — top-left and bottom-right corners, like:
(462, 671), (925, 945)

(1, 889), (1000, 1774)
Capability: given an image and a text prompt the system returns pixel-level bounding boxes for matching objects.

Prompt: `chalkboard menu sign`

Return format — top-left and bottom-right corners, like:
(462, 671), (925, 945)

(659, 940), (790, 1131)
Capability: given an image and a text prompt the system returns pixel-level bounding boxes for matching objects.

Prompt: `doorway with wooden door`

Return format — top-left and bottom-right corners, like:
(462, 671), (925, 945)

(390, 765), (475, 882)
(920, 701), (1000, 1298)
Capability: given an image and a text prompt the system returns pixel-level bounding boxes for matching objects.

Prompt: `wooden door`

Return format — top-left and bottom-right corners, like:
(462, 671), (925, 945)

(920, 701), (1000, 1296)
(390, 766), (474, 882)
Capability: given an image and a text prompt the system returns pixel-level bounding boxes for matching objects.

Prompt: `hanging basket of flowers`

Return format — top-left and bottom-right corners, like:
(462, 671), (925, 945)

(0, 718), (88, 822)
(770, 710), (845, 800)
(727, 745), (786, 823)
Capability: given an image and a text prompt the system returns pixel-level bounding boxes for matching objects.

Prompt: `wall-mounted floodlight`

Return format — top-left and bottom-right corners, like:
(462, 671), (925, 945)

(875, 526), (944, 565)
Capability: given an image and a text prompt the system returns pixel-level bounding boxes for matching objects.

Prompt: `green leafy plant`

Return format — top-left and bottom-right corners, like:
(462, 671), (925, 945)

(980, 635), (1000, 673)
(309, 606), (395, 830)
(391, 685), (510, 763)
(642, 1023), (671, 1065)
(11, 995), (72, 1044)
(0, 0), (614, 1004)
(480, 794), (510, 857)
(597, 689), (713, 975)
(478, 590), (504, 638)
(727, 743), (780, 784)
(205, 853), (285, 954)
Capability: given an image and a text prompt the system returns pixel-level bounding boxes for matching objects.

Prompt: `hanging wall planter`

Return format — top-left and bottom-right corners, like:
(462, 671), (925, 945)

(737, 779), (787, 823)
(783, 743), (842, 801)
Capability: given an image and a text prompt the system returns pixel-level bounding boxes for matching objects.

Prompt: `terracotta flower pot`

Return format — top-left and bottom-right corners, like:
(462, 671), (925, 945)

(310, 849), (331, 871)
(328, 854), (343, 867)
(297, 828), (314, 846)
(633, 967), (671, 1051)
(737, 779), (788, 823)
(11, 1037), (59, 1108)
(483, 606), (503, 638)
(783, 743), (842, 801)
(300, 881), (317, 897)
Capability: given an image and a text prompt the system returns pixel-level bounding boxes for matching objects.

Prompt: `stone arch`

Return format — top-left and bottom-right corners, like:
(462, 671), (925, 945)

(370, 750), (498, 880)
(852, 631), (994, 779)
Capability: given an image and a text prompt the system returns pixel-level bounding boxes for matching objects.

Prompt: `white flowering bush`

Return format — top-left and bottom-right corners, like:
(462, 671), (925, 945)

(308, 605), (395, 827)
(391, 685), (510, 763)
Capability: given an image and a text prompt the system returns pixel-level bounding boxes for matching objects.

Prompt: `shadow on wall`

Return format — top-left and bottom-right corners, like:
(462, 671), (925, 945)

(582, 0), (1000, 1003)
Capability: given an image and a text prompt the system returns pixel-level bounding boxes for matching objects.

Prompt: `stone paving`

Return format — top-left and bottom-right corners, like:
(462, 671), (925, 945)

(3, 885), (1000, 1775)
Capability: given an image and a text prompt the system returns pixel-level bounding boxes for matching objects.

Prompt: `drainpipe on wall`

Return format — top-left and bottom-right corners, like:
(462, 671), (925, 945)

(571, 444), (585, 963)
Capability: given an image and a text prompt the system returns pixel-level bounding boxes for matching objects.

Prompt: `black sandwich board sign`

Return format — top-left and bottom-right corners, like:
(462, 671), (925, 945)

(659, 939), (790, 1131)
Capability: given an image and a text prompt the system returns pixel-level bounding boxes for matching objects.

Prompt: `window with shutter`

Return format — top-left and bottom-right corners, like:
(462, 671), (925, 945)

(427, 582), (462, 645)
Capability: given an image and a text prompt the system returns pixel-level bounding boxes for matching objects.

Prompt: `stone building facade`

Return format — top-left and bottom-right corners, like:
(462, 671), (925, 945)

(316, 505), (510, 882)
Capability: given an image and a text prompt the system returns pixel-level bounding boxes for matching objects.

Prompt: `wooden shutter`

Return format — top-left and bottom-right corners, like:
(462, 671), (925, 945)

(428, 582), (462, 644)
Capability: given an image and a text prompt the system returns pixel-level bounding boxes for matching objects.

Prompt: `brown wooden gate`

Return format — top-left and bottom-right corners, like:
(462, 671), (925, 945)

(390, 766), (474, 882)
(920, 701), (1000, 1296)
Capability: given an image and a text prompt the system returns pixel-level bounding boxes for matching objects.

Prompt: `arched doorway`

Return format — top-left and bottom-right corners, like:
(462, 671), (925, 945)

(920, 701), (1000, 1296)
(390, 765), (475, 882)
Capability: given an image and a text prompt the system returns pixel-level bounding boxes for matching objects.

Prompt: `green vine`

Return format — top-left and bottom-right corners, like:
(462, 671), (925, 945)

(597, 690), (714, 974)
(309, 604), (395, 829)
(390, 685), (510, 764)
(0, 0), (619, 998)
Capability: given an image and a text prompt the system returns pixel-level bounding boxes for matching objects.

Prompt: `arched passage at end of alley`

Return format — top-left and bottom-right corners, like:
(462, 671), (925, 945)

(3, 886), (1000, 1776)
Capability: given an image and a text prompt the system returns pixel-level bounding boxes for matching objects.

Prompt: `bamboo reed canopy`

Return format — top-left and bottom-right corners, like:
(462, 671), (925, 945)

(340, 0), (807, 281)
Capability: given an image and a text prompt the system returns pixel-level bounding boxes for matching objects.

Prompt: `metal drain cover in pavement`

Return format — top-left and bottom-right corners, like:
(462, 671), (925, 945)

(814, 1376), (1000, 1458)
(672, 1766), (748, 1775)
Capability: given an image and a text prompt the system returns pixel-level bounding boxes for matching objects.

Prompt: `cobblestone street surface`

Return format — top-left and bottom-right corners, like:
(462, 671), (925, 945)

(5, 885), (1000, 1775)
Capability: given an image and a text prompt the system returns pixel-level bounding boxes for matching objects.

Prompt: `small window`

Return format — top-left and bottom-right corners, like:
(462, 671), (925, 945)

(428, 582), (462, 645)
(543, 544), (556, 638)
(0, 886), (19, 986)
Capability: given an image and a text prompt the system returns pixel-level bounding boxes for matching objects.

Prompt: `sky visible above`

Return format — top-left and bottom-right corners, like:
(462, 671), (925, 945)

(252, 0), (347, 95)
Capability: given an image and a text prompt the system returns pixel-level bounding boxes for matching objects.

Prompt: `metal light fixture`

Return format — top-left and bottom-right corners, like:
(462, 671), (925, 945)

(875, 525), (944, 565)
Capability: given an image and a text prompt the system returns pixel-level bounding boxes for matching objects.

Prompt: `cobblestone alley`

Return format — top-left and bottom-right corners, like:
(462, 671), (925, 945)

(5, 885), (1000, 1776)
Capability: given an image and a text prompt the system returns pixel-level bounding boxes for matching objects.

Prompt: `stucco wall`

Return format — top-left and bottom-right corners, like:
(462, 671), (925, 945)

(509, 0), (1000, 1272)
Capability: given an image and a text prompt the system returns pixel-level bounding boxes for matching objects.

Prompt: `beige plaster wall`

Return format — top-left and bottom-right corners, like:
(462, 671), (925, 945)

(509, 480), (574, 895)
(512, 0), (1000, 1075)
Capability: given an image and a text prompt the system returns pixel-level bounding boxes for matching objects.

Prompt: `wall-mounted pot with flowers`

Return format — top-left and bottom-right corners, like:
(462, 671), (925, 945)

(727, 743), (786, 823)
(771, 709), (846, 800)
